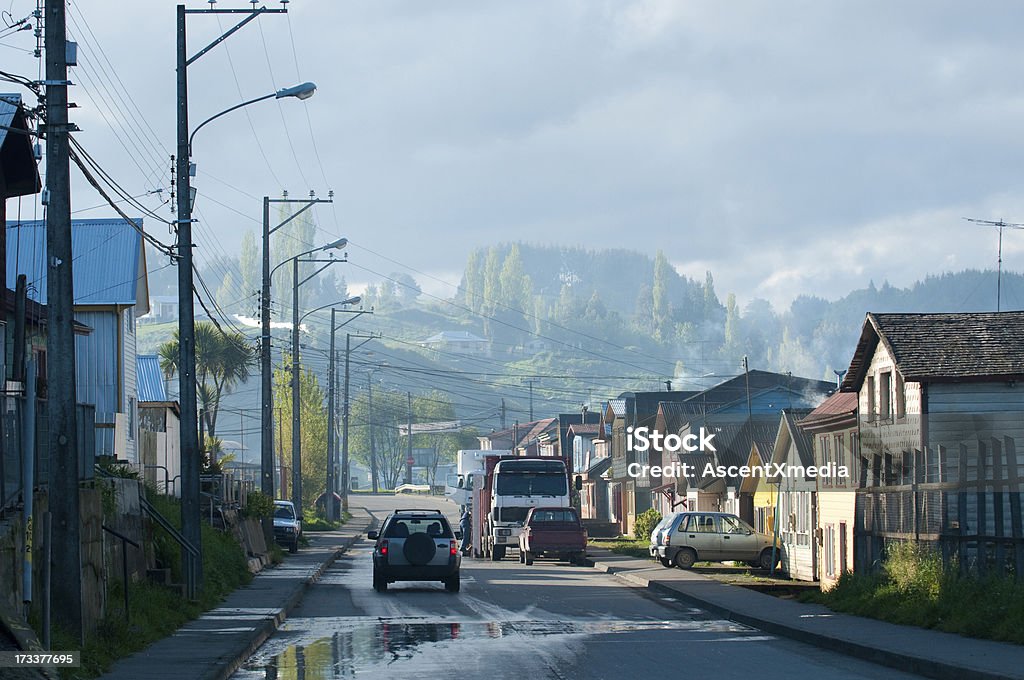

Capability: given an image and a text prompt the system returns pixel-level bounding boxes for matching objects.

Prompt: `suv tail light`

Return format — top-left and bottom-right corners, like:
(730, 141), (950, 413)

(380, 540), (389, 556)
(450, 540), (457, 556)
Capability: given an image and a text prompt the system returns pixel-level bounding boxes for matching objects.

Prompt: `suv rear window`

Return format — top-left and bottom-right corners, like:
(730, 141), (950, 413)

(384, 516), (453, 538)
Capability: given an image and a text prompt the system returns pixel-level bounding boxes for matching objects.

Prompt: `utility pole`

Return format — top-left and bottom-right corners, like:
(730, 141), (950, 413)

(44, 0), (82, 638)
(341, 331), (375, 511)
(178, 1), (288, 599)
(522, 378), (540, 421)
(176, 2), (202, 598)
(261, 195), (332, 504)
(291, 257), (301, 512)
(500, 398), (506, 430)
(325, 309), (337, 520)
(368, 372), (377, 492)
(406, 392), (414, 485)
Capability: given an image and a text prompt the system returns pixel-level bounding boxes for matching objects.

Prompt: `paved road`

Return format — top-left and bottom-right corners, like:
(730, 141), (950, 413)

(230, 495), (920, 679)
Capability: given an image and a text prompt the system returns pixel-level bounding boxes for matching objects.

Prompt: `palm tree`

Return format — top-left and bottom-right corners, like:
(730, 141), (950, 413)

(158, 321), (254, 441)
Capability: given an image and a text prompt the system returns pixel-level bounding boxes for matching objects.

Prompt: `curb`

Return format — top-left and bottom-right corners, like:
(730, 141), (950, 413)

(587, 557), (1015, 680)
(207, 515), (373, 680)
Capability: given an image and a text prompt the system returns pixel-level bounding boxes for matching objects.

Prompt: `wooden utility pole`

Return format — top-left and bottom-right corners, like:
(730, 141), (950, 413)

(44, 0), (83, 638)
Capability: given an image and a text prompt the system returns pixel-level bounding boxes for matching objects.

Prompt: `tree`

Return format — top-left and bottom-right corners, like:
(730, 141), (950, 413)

(158, 322), (254, 442)
(461, 249), (484, 313)
(651, 250), (674, 342)
(239, 230), (260, 304)
(272, 356), (328, 509)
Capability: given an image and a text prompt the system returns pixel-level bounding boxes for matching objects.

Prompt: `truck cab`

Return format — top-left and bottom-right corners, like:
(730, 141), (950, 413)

(481, 458), (575, 560)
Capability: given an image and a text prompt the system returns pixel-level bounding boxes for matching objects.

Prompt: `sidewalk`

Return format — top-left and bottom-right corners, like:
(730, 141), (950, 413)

(101, 508), (373, 680)
(587, 547), (1024, 680)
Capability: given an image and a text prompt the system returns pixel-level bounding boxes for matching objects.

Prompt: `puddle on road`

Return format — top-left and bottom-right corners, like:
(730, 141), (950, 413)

(233, 616), (759, 679)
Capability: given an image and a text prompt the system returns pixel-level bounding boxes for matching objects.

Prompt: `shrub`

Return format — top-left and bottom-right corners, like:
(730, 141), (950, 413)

(633, 508), (662, 541)
(242, 490), (273, 519)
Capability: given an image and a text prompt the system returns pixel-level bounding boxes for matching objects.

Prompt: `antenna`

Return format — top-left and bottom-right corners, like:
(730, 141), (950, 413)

(964, 217), (1024, 312)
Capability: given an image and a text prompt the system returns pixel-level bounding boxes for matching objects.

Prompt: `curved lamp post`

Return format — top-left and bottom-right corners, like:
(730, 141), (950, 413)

(189, 82), (316, 155)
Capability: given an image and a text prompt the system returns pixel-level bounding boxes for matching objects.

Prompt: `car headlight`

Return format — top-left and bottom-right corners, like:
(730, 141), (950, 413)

(497, 529), (512, 536)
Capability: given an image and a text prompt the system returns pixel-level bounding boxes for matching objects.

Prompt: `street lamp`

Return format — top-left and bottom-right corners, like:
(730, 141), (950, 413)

(260, 196), (335, 503)
(189, 82), (316, 155)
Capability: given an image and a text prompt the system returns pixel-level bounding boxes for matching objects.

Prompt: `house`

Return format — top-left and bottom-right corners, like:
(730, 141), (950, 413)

(605, 390), (697, 536)
(137, 354), (180, 495)
(799, 391), (858, 589)
(770, 409), (817, 582)
(139, 295), (179, 324)
(667, 371), (832, 521)
(421, 330), (491, 356)
(7, 219), (150, 465)
(840, 312), (1024, 574)
(741, 436), (778, 536)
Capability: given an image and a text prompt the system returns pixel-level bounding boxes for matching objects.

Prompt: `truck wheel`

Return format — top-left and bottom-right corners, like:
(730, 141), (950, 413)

(519, 549), (525, 564)
(492, 545), (506, 561)
(525, 550), (534, 566)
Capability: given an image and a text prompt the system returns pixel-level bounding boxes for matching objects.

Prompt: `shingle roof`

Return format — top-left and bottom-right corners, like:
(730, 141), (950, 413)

(842, 312), (1024, 389)
(6, 219), (149, 311)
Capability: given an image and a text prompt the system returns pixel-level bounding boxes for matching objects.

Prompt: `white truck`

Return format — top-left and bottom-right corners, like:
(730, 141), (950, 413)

(444, 449), (510, 508)
(475, 457), (576, 561)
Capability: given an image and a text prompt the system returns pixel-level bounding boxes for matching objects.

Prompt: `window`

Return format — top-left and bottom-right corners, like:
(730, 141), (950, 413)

(694, 514), (718, 533)
(824, 524), (836, 578)
(895, 372), (906, 419)
(820, 436), (832, 487)
(879, 371), (891, 420)
(834, 433), (845, 474)
(866, 375), (876, 420)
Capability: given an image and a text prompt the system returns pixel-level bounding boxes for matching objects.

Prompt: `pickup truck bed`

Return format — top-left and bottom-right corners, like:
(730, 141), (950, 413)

(518, 508), (587, 565)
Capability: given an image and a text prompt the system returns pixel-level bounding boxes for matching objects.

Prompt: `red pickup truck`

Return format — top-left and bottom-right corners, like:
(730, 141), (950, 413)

(518, 507), (588, 566)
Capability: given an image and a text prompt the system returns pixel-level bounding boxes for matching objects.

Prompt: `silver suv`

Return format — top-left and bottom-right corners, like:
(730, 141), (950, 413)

(655, 512), (779, 570)
(367, 509), (462, 593)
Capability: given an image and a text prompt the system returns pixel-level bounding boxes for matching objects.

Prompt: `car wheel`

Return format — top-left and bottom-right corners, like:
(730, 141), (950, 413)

(444, 574), (461, 593)
(659, 557), (671, 568)
(674, 548), (697, 569)
(759, 548), (778, 571)
(524, 550), (534, 566)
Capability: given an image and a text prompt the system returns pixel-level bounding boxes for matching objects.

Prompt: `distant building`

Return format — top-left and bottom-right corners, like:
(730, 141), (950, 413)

(421, 330), (491, 356)
(137, 354), (180, 495)
(139, 295), (179, 324)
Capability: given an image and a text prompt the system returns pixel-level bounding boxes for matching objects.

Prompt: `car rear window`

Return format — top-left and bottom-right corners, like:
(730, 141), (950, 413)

(384, 517), (453, 538)
(530, 509), (578, 523)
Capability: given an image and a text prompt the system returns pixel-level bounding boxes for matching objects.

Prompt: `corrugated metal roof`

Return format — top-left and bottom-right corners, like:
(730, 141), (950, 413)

(6, 219), (148, 309)
(137, 354), (167, 402)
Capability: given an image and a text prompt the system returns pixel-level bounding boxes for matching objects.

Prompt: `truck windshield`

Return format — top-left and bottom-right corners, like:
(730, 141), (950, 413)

(496, 473), (567, 496)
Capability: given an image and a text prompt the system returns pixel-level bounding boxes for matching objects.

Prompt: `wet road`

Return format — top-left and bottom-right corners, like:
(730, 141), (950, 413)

(231, 496), (919, 680)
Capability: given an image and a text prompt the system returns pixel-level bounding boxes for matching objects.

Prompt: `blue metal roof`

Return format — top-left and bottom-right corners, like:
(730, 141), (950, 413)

(5, 218), (149, 310)
(136, 354), (167, 402)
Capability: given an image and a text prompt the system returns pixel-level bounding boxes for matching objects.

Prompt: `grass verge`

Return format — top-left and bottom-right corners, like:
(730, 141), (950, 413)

(52, 494), (253, 679)
(803, 542), (1024, 645)
(591, 537), (649, 559)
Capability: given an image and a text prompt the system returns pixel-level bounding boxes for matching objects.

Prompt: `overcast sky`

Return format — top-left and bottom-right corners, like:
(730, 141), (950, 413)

(5, 0), (1024, 311)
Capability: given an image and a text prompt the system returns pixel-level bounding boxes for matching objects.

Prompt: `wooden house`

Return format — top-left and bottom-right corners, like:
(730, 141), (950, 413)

(798, 391), (858, 589)
(840, 312), (1024, 574)
(770, 410), (817, 582)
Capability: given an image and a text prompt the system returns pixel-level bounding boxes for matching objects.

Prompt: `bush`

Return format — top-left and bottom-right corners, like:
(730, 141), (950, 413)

(242, 490), (273, 519)
(633, 508), (662, 541)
